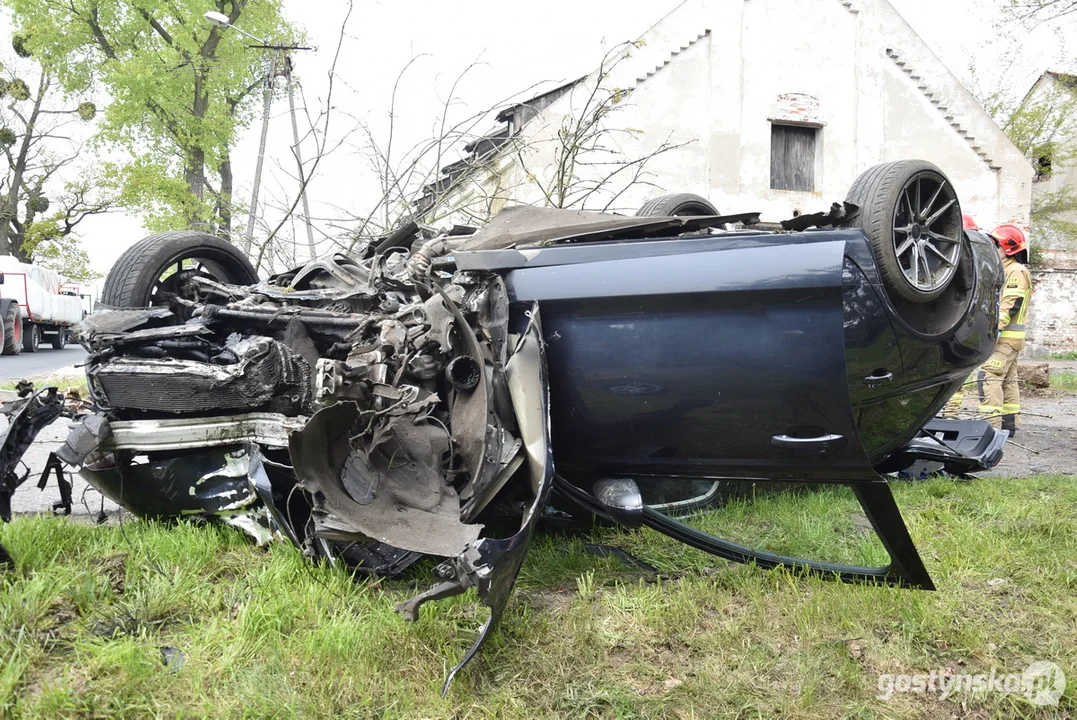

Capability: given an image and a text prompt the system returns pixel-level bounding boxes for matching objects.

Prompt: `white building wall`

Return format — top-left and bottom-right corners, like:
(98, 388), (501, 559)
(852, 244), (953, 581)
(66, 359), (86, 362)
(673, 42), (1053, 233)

(1025, 270), (1077, 354)
(490, 0), (1033, 229)
(730, 0), (860, 216)
(433, 0), (1063, 353)
(879, 64), (999, 223)
(434, 0), (1061, 350)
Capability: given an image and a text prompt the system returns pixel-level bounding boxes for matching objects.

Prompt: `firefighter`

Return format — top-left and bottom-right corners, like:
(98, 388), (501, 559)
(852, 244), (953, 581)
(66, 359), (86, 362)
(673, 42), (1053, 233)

(939, 213), (984, 419)
(979, 224), (1032, 435)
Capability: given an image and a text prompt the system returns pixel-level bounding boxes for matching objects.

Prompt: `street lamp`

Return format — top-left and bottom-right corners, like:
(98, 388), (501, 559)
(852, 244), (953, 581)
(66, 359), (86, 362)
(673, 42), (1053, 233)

(204, 12), (316, 260)
(203, 11), (264, 43)
(203, 11), (230, 25)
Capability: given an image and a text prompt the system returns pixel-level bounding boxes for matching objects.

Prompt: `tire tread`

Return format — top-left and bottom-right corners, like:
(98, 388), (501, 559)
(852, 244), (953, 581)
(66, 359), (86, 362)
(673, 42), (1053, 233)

(2, 303), (20, 356)
(636, 193), (719, 217)
(844, 160), (961, 304)
(101, 231), (257, 308)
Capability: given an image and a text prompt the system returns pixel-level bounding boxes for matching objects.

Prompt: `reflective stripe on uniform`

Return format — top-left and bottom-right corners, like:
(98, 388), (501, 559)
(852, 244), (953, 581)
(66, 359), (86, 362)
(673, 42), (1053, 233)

(998, 258), (1031, 337)
(1015, 296), (1030, 325)
(979, 404), (1003, 415)
(1002, 403), (1020, 414)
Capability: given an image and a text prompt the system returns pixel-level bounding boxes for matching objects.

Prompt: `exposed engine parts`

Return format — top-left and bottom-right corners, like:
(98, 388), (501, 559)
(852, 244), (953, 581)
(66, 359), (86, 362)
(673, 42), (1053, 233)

(52, 223), (549, 691)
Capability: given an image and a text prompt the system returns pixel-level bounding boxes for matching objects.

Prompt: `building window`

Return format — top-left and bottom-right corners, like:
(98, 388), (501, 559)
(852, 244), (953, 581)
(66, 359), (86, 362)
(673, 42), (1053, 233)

(1034, 154), (1052, 183)
(770, 124), (817, 192)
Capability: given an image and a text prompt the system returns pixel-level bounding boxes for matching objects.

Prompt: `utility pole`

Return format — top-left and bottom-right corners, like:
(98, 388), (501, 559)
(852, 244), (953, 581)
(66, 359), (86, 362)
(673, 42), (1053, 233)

(244, 53), (276, 255)
(282, 56), (317, 260)
(203, 12), (315, 260)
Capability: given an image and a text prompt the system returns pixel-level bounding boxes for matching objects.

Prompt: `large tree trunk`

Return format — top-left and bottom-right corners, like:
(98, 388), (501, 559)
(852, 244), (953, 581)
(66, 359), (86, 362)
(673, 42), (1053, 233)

(11, 231), (31, 263)
(1, 74), (47, 254)
(15, 191), (37, 262)
(0, 199), (16, 256)
(185, 66), (210, 230)
(185, 147), (206, 229)
(218, 154), (233, 241)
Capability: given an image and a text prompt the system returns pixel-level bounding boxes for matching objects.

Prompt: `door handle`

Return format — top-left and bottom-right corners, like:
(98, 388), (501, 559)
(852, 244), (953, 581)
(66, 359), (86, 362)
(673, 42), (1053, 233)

(771, 433), (845, 451)
(863, 370), (893, 385)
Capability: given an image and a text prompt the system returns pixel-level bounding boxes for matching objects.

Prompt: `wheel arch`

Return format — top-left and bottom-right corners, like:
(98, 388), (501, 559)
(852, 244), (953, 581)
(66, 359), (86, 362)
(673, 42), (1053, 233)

(102, 231), (258, 308)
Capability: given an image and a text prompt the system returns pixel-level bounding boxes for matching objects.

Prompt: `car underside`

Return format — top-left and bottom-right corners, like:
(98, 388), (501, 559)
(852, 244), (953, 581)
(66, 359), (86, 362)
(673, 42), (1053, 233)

(0, 159), (1007, 692)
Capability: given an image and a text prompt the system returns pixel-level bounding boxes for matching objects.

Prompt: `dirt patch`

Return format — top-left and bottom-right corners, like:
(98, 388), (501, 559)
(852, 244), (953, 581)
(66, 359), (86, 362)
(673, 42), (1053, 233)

(979, 384), (1076, 478)
(1048, 359), (1077, 373)
(940, 360), (1076, 477)
(1017, 362), (1050, 388)
(90, 553), (128, 595)
(520, 589), (574, 613)
(20, 667), (90, 703)
(930, 359), (1072, 477)
(630, 675), (686, 696)
(37, 599), (79, 644)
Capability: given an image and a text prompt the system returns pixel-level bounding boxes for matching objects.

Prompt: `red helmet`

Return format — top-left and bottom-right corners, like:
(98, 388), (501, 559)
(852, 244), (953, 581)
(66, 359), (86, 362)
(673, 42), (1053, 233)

(962, 213), (979, 230)
(990, 224), (1028, 256)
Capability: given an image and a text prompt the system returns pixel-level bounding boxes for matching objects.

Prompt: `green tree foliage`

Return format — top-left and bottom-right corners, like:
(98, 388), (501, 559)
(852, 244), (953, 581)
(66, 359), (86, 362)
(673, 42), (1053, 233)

(22, 216), (101, 282)
(971, 49), (1077, 245)
(974, 2), (1077, 245)
(988, 75), (1077, 161)
(1015, 74), (1077, 244)
(0, 52), (111, 281)
(2, 0), (299, 240)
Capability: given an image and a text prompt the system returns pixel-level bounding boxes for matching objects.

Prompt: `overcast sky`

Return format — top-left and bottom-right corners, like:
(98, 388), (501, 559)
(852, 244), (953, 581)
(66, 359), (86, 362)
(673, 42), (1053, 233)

(2, 0), (1069, 279)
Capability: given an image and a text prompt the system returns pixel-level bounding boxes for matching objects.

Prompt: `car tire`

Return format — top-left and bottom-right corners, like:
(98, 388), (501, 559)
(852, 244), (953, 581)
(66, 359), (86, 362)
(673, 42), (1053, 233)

(51, 329), (67, 350)
(102, 230), (259, 308)
(845, 160), (964, 304)
(635, 193), (719, 217)
(23, 323), (40, 353)
(2, 303), (21, 356)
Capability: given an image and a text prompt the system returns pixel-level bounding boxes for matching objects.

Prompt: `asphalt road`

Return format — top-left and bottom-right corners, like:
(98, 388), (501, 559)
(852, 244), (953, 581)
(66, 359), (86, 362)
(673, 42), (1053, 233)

(1, 344), (115, 521)
(6, 415), (120, 522)
(0, 346), (88, 381)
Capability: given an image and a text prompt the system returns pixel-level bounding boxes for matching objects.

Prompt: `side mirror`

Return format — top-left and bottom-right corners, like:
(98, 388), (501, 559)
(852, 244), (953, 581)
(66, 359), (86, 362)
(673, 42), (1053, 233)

(0, 272), (5, 285)
(593, 477), (644, 528)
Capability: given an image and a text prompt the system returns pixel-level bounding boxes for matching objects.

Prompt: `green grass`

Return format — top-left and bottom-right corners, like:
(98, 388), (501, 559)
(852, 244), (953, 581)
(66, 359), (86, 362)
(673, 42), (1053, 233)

(1050, 371), (1077, 392)
(1048, 351), (1077, 361)
(0, 374), (88, 397)
(2, 476), (1076, 718)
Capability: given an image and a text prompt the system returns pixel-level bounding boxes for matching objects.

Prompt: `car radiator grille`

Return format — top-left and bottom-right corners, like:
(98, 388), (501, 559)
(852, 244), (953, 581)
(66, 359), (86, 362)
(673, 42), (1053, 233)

(90, 339), (311, 415)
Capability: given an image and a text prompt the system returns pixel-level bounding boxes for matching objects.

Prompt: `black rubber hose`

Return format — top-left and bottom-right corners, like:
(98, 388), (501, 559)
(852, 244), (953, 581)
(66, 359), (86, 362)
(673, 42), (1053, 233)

(446, 356), (480, 390)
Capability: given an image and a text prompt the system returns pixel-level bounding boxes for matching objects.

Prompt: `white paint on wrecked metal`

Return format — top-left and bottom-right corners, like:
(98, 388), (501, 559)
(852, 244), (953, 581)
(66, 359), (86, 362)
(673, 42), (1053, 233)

(189, 451), (254, 507)
(222, 513), (274, 546)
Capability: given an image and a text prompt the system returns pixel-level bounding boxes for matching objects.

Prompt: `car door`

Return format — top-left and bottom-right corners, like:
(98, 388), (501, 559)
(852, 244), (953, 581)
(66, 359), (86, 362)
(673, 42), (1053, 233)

(497, 231), (877, 482)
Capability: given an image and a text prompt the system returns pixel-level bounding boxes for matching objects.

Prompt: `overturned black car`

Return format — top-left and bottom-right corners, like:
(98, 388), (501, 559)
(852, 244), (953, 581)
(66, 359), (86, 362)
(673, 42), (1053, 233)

(3, 160), (1007, 691)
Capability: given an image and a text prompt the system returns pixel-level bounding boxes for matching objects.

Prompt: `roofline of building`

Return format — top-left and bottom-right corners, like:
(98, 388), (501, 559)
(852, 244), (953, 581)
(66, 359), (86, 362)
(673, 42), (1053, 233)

(1019, 69), (1077, 109)
(494, 77), (588, 124)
